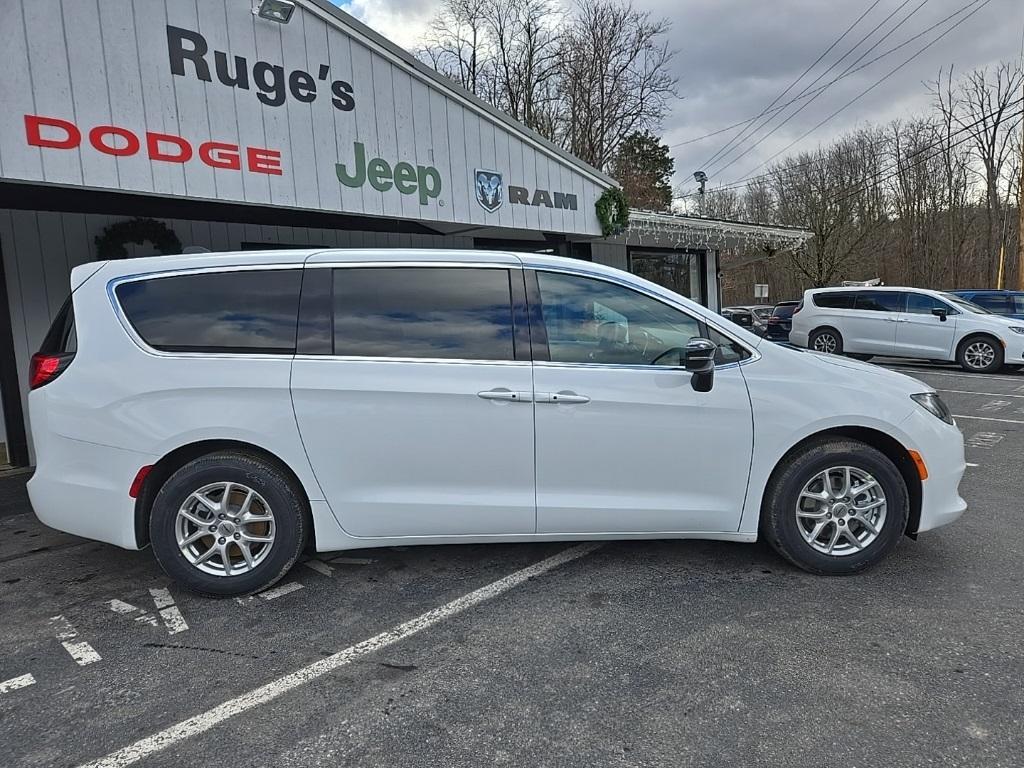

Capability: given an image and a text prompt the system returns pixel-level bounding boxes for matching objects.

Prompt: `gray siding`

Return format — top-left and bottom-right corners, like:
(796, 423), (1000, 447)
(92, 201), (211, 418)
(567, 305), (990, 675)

(0, 0), (606, 235)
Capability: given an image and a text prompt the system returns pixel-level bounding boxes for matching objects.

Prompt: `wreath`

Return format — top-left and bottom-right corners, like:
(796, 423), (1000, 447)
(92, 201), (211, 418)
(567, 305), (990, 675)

(595, 187), (630, 237)
(94, 217), (182, 260)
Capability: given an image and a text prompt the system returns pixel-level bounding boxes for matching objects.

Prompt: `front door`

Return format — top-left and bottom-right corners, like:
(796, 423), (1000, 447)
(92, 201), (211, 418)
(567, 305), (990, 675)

(843, 291), (903, 355)
(529, 270), (754, 534)
(895, 292), (958, 359)
(290, 264), (536, 538)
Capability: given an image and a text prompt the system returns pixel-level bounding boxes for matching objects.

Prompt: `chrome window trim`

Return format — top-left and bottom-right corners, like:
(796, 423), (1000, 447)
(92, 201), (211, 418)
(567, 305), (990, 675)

(307, 260), (520, 270)
(107, 264), (303, 359)
(529, 265), (760, 368)
(293, 355), (530, 366)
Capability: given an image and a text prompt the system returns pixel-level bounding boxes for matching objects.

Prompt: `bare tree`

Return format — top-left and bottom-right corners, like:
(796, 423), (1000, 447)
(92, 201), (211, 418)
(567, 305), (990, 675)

(557, 0), (677, 169)
(954, 62), (1023, 283)
(417, 0), (492, 96)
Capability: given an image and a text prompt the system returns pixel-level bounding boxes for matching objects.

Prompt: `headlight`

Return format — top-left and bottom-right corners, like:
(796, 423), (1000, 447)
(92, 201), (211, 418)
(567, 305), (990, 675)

(1009, 326), (1024, 335)
(911, 392), (954, 425)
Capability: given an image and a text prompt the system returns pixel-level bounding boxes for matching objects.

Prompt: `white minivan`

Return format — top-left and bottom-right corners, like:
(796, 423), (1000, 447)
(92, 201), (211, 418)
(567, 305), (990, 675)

(28, 250), (966, 596)
(789, 286), (1024, 373)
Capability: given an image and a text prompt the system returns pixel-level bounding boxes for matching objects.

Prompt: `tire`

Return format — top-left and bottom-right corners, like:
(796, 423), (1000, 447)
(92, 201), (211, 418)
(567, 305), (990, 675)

(149, 451), (309, 598)
(809, 327), (843, 355)
(760, 439), (909, 576)
(956, 335), (1003, 374)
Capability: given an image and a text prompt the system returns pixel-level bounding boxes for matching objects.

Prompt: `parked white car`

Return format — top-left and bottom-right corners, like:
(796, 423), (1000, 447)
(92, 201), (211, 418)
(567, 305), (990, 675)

(28, 251), (966, 596)
(789, 286), (1024, 373)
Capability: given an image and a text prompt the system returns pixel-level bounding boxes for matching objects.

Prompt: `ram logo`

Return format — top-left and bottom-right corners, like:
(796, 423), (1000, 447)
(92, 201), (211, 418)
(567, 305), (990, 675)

(474, 169), (503, 213)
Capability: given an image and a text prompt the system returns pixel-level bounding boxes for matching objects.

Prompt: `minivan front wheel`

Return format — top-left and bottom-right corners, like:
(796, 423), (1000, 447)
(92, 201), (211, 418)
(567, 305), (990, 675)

(809, 328), (843, 355)
(956, 336), (1003, 374)
(150, 452), (309, 597)
(760, 439), (908, 575)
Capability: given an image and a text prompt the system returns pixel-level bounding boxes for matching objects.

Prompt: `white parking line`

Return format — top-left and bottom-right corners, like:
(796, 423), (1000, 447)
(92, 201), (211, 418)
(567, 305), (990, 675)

(885, 367), (1024, 383)
(966, 463), (980, 467)
(938, 389), (1024, 399)
(954, 414), (1024, 425)
(75, 543), (600, 768)
(301, 559), (334, 577)
(0, 673), (36, 694)
(149, 588), (190, 635)
(50, 615), (101, 666)
(259, 582), (304, 600)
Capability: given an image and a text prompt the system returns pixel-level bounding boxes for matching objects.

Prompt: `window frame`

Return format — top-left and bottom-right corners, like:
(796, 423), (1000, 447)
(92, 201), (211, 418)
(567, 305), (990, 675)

(526, 267), (755, 370)
(812, 291), (856, 310)
(109, 264), (305, 359)
(295, 262), (531, 365)
(903, 291), (960, 316)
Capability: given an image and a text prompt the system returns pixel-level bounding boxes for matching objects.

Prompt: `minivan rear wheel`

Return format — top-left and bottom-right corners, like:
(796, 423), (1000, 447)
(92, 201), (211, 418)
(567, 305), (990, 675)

(809, 328), (843, 355)
(150, 452), (308, 597)
(760, 439), (908, 575)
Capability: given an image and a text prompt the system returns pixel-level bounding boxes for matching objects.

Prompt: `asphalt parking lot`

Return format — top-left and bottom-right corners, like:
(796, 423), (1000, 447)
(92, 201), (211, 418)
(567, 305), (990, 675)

(2, 361), (1024, 768)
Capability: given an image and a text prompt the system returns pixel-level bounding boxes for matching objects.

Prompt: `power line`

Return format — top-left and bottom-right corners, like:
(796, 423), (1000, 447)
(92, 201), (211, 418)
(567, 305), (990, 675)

(820, 105), (1024, 211)
(695, 0), (885, 171)
(727, 0), (995, 185)
(670, 97), (1024, 203)
(703, 0), (923, 177)
(672, 0), (982, 156)
(706, 0), (939, 180)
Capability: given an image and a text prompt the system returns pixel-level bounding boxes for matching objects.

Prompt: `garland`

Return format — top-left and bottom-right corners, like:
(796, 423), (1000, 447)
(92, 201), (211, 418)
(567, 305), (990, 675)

(595, 187), (630, 237)
(95, 217), (182, 260)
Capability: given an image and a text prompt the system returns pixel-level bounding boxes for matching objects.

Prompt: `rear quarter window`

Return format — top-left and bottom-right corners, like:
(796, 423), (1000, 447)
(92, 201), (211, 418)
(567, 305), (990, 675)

(115, 269), (302, 353)
(812, 292), (855, 309)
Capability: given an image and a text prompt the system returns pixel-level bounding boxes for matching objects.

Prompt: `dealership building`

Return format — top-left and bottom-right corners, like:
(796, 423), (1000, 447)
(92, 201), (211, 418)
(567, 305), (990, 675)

(0, 0), (810, 466)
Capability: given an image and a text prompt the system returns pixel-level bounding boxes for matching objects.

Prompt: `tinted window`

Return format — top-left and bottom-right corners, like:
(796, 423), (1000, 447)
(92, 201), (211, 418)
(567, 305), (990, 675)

(1014, 296), (1024, 314)
(771, 304), (797, 319)
(332, 267), (514, 360)
(971, 293), (1010, 312)
(39, 297), (76, 355)
(116, 270), (301, 353)
(905, 292), (952, 315)
(813, 292), (855, 309)
(537, 271), (702, 365)
(854, 291), (903, 312)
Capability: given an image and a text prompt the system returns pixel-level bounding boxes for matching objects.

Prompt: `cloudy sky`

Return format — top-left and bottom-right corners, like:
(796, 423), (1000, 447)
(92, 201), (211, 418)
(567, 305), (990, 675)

(338, 0), (1023, 196)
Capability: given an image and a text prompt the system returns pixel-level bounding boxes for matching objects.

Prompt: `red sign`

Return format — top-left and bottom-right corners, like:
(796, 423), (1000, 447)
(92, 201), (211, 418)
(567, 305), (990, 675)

(24, 115), (283, 175)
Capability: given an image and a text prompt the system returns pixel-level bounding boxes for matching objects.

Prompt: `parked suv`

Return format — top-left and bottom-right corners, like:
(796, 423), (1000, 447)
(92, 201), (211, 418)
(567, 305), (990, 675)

(764, 301), (800, 342)
(790, 286), (1024, 373)
(950, 290), (1024, 320)
(28, 251), (965, 596)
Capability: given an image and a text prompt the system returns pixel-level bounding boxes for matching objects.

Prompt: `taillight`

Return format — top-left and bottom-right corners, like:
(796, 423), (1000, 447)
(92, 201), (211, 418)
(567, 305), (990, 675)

(29, 353), (72, 389)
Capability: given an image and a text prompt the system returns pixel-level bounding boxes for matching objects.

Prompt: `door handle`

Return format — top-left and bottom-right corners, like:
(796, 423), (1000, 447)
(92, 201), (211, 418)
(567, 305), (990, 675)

(477, 389), (530, 402)
(536, 391), (591, 404)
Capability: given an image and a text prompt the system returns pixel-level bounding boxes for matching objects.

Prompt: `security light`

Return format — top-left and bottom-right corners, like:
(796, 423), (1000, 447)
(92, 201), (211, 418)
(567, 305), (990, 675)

(253, 0), (296, 23)
(693, 171), (708, 184)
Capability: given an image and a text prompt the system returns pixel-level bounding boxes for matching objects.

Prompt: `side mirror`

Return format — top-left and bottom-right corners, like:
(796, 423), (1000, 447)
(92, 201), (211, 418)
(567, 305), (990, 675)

(684, 338), (717, 392)
(931, 307), (948, 322)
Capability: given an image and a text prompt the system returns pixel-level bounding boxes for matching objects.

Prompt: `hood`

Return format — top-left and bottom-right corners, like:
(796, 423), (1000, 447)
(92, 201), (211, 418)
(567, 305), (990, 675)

(767, 344), (931, 394)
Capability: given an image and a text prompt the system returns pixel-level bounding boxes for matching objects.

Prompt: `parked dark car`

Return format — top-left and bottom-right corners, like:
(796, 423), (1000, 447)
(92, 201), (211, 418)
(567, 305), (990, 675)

(721, 305), (770, 335)
(764, 300), (800, 342)
(950, 290), (1024, 320)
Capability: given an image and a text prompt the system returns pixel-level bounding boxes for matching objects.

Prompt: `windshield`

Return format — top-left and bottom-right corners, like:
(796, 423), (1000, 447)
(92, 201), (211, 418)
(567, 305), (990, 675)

(939, 292), (992, 314)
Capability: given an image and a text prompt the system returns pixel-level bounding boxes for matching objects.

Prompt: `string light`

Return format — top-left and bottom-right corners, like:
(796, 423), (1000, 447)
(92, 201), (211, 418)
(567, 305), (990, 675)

(625, 210), (813, 258)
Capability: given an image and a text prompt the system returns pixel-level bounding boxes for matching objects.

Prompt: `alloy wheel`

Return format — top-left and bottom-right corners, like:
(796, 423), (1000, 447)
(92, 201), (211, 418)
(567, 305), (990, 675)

(963, 341), (996, 371)
(795, 466), (886, 556)
(813, 333), (838, 354)
(174, 482), (276, 576)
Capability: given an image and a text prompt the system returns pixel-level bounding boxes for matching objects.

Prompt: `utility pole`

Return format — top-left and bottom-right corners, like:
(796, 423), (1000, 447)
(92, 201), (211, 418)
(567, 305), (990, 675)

(1019, 85), (1024, 289)
(1019, 77), (1024, 290)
